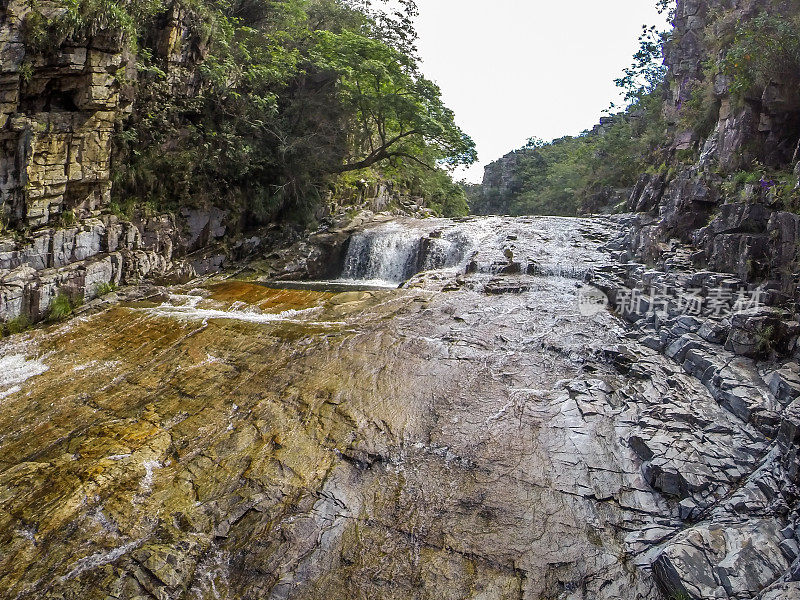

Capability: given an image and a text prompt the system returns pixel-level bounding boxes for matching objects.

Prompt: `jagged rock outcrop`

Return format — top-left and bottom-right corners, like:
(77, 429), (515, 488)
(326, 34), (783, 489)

(592, 216), (800, 598)
(626, 0), (800, 307)
(0, 1), (232, 322)
(471, 150), (527, 215)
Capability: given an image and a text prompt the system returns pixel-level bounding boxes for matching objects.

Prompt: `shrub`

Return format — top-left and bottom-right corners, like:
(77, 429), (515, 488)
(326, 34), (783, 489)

(60, 209), (77, 227)
(3, 315), (32, 336)
(678, 79), (719, 139)
(48, 293), (75, 322)
(95, 282), (117, 296)
(722, 13), (800, 99)
(756, 324), (777, 356)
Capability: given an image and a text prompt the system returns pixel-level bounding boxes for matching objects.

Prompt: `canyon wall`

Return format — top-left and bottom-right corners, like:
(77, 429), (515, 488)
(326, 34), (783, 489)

(0, 1), (228, 323)
(477, 0), (800, 308)
(627, 0), (800, 306)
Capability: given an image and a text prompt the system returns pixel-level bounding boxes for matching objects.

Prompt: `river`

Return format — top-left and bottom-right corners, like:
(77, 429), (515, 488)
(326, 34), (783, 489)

(0, 216), (786, 599)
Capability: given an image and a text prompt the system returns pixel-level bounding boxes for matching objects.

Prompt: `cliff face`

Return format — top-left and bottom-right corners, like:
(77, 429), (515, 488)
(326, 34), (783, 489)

(0, 0), (121, 228)
(628, 0), (800, 306)
(0, 1), (227, 324)
(476, 150), (526, 215)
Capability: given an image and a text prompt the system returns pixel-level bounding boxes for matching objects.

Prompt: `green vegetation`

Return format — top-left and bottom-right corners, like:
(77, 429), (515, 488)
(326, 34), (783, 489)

(60, 209), (77, 227)
(22, 0), (165, 54)
(756, 324), (777, 356)
(2, 315), (32, 337)
(469, 87), (667, 216)
(468, 2), (672, 216)
(722, 12), (800, 99)
(678, 77), (718, 139)
(47, 293), (76, 322)
(95, 282), (117, 296)
(21, 0), (473, 222)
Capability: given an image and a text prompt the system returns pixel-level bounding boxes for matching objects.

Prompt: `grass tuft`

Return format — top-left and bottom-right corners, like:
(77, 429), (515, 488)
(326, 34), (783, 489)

(47, 293), (75, 322)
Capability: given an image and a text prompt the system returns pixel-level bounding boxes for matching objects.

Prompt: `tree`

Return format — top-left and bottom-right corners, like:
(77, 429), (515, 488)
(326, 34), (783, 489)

(313, 30), (477, 174)
(613, 0), (674, 105)
(108, 0), (475, 222)
(614, 24), (669, 104)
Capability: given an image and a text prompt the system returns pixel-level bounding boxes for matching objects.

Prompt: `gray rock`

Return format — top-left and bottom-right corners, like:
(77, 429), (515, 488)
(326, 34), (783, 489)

(768, 364), (800, 406)
(759, 581), (800, 599)
(782, 539), (800, 562)
(652, 520), (789, 599)
(726, 308), (799, 359)
(698, 319), (730, 344)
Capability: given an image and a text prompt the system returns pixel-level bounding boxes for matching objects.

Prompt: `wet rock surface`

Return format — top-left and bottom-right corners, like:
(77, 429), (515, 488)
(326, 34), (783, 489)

(0, 216), (797, 599)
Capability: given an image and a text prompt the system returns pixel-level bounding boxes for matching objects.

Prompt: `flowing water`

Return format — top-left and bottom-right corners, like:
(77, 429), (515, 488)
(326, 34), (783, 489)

(338, 218), (498, 285)
(0, 217), (765, 599)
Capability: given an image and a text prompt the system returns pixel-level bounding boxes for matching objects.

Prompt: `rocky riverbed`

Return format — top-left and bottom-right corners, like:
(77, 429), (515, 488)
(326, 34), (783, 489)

(0, 216), (798, 599)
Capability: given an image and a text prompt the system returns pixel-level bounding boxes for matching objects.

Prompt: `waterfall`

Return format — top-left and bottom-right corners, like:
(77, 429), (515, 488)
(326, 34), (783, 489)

(335, 216), (599, 286)
(339, 222), (482, 285)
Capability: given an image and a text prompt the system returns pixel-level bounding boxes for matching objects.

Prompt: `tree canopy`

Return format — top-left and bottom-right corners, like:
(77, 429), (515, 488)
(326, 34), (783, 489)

(314, 29), (476, 173)
(23, 0), (476, 221)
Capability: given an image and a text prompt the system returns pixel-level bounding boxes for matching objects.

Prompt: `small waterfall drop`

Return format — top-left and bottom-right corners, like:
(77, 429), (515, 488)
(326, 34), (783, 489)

(339, 221), (486, 285)
(335, 216), (602, 287)
(340, 224), (423, 284)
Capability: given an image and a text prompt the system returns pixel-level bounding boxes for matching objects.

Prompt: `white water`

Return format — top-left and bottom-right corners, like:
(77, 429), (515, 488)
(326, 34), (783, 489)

(337, 217), (603, 285)
(0, 352), (49, 400)
(143, 294), (322, 324)
(339, 219), (496, 285)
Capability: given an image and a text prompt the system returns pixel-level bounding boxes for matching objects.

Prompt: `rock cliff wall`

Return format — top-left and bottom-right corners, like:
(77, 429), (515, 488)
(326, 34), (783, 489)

(627, 0), (800, 308)
(0, 0), (446, 325)
(0, 1), (229, 324)
(476, 150), (526, 215)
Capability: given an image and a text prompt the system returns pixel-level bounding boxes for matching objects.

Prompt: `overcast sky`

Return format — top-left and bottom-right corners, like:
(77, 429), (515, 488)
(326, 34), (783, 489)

(414, 1), (670, 182)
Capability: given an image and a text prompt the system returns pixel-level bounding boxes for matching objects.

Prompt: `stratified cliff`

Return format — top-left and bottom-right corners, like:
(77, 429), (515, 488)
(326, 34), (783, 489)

(0, 0), (474, 327)
(627, 0), (800, 307)
(0, 1), (215, 324)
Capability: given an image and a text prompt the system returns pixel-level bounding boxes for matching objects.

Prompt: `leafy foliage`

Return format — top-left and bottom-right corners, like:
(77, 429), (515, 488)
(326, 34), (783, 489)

(85, 0), (472, 224)
(3, 315), (32, 337)
(22, 0), (166, 53)
(95, 282), (117, 296)
(677, 78), (718, 139)
(313, 29), (476, 173)
(47, 293), (75, 322)
(721, 12), (800, 98)
(614, 24), (670, 105)
(22, 0), (472, 223)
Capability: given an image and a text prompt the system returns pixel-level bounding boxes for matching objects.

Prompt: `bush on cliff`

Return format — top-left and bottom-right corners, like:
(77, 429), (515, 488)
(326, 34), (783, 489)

(722, 12), (800, 100)
(22, 0), (474, 223)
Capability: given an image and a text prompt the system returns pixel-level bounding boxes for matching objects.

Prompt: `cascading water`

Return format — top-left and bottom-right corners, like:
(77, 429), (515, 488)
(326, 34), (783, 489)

(338, 221), (489, 285)
(339, 223), (424, 284)
(336, 216), (600, 286)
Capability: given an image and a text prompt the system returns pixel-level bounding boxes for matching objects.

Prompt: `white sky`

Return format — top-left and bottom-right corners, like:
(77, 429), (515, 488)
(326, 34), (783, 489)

(414, 1), (670, 182)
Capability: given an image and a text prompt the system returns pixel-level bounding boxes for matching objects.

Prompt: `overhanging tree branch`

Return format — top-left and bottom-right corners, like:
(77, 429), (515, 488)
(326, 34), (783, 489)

(332, 129), (420, 173)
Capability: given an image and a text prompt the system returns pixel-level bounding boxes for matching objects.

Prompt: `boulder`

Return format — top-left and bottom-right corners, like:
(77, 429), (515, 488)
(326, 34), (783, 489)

(652, 520), (789, 599)
(698, 319), (730, 344)
(768, 364), (800, 406)
(759, 582), (800, 599)
(725, 308), (799, 359)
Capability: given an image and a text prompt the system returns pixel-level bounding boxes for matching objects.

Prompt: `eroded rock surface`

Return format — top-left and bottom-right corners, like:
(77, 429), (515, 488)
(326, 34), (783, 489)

(0, 216), (796, 599)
